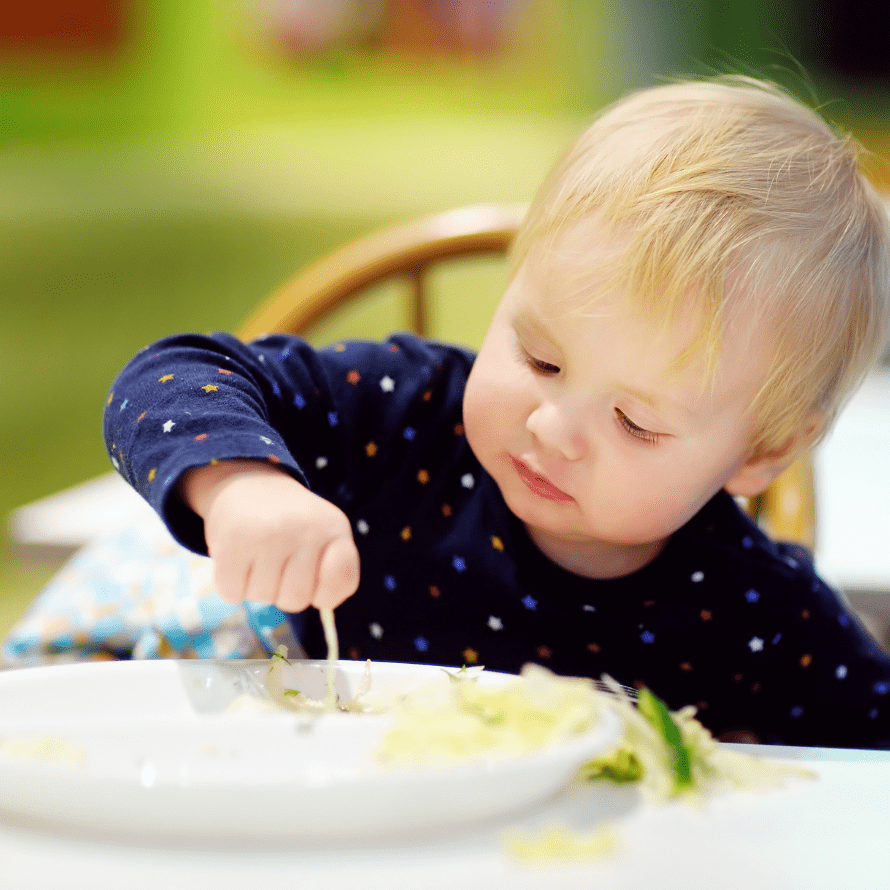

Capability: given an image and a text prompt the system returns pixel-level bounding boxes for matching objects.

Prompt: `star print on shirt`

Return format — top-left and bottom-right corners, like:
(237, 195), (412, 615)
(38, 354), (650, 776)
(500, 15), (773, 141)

(162, 420), (175, 433)
(380, 375), (395, 392)
(488, 616), (503, 631)
(461, 473), (475, 489)
(522, 595), (537, 610)
(748, 636), (764, 652)
(201, 385), (218, 393)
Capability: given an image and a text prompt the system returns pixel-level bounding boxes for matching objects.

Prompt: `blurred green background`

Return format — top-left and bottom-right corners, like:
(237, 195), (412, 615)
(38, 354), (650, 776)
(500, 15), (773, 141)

(2, 0), (889, 636)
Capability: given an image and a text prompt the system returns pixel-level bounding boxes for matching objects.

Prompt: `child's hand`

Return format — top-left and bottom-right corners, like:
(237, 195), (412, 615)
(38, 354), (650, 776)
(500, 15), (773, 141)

(180, 460), (360, 612)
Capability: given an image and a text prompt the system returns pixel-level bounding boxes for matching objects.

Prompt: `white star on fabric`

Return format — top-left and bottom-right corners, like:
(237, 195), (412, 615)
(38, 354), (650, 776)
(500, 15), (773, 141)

(836, 664), (848, 679)
(691, 570), (704, 583)
(370, 623), (383, 639)
(379, 375), (395, 392)
(356, 519), (369, 535)
(488, 616), (503, 631)
(316, 456), (328, 469)
(162, 420), (175, 433)
(260, 436), (273, 445)
(748, 636), (764, 652)
(461, 473), (475, 489)
(111, 457), (120, 470)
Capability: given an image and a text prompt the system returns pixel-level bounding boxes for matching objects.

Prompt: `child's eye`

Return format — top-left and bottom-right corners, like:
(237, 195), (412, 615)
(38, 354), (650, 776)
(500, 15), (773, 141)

(513, 336), (561, 375)
(526, 355), (561, 375)
(615, 408), (660, 444)
(517, 345), (560, 375)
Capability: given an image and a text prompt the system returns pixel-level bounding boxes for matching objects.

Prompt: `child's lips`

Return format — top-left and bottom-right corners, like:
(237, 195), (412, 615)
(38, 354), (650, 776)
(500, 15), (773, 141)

(511, 457), (574, 502)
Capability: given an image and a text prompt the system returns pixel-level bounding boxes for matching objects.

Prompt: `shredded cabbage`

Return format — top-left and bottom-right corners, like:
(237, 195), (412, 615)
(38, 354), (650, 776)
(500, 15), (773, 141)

(376, 664), (608, 764)
(259, 616), (813, 804)
(319, 607), (338, 709)
(582, 678), (816, 802)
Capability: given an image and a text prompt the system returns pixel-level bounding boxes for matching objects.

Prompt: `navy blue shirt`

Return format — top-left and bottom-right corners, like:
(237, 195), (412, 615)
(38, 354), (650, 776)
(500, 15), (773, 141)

(105, 332), (890, 748)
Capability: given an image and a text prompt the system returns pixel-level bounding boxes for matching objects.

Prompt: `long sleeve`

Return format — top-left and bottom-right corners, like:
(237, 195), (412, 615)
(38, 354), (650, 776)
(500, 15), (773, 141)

(103, 331), (475, 553)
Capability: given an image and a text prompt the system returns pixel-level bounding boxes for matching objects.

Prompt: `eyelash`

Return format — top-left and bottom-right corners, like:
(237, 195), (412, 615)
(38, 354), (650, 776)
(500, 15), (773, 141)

(616, 409), (660, 445)
(517, 344), (560, 376)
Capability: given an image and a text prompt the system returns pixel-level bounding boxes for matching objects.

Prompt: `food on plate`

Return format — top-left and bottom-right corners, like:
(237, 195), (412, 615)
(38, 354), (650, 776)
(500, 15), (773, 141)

(583, 678), (815, 801)
(319, 607), (339, 709)
(257, 608), (812, 800)
(375, 663), (608, 764)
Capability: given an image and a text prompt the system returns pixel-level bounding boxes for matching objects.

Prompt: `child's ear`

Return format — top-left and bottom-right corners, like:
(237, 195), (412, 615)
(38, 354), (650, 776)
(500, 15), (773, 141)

(724, 411), (823, 500)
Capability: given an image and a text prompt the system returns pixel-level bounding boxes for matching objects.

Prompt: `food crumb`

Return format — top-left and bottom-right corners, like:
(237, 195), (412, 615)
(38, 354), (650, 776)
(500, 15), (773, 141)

(503, 823), (620, 862)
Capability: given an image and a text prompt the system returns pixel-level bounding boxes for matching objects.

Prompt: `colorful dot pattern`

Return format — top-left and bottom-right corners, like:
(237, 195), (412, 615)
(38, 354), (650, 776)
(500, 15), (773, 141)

(16, 331), (890, 748)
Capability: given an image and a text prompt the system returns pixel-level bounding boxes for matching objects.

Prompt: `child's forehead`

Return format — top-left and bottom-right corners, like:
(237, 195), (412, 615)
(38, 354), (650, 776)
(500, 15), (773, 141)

(516, 219), (775, 389)
(522, 218), (628, 308)
(528, 215), (775, 367)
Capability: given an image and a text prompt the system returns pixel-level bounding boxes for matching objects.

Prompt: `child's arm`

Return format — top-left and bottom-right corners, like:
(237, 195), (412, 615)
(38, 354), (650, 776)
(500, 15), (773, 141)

(180, 459), (360, 612)
(104, 331), (475, 614)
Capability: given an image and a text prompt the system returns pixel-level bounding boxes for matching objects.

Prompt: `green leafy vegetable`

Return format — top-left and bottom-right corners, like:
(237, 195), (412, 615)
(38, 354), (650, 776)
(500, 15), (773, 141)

(636, 687), (693, 790)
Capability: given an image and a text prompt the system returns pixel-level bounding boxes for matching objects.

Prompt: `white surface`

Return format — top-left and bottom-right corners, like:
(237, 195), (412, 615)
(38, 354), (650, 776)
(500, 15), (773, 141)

(1, 737), (887, 890)
(815, 366), (890, 592)
(8, 472), (157, 560)
(0, 659), (620, 845)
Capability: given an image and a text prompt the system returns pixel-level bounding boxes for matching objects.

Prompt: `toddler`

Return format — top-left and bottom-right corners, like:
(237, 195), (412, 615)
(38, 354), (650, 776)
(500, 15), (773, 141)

(104, 77), (890, 747)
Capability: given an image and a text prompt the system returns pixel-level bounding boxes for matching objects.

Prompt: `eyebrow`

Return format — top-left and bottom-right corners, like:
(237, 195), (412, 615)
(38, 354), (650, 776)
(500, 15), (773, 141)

(620, 384), (694, 425)
(512, 305), (563, 349)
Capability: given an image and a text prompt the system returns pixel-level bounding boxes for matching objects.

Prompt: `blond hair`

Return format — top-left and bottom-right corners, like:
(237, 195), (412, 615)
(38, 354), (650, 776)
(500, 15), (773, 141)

(514, 76), (890, 454)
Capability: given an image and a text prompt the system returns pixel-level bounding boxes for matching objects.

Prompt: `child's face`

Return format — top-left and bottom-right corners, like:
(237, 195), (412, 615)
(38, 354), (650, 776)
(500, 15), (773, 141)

(463, 220), (776, 578)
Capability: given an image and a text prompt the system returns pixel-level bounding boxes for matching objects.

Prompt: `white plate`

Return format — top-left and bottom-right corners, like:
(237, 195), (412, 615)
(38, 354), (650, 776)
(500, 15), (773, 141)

(0, 659), (621, 845)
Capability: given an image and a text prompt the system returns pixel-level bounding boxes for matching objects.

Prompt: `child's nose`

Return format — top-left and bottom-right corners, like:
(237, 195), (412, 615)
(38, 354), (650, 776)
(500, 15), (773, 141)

(525, 401), (585, 461)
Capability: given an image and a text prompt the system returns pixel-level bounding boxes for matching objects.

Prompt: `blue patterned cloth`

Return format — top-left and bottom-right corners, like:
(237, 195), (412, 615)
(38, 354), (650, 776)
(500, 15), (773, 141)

(1, 512), (302, 667)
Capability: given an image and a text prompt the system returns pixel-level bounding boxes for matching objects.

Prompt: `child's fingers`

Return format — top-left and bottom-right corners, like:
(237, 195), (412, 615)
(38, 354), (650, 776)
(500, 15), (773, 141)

(276, 548), (320, 613)
(312, 536), (361, 610)
(210, 547), (252, 605)
(242, 552), (286, 607)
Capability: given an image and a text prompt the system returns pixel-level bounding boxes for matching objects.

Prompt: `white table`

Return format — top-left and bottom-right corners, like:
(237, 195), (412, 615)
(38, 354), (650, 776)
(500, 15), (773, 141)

(2, 744), (888, 890)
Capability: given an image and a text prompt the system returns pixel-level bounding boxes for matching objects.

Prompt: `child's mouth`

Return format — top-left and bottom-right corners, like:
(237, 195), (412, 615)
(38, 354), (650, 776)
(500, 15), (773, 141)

(511, 458), (574, 502)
